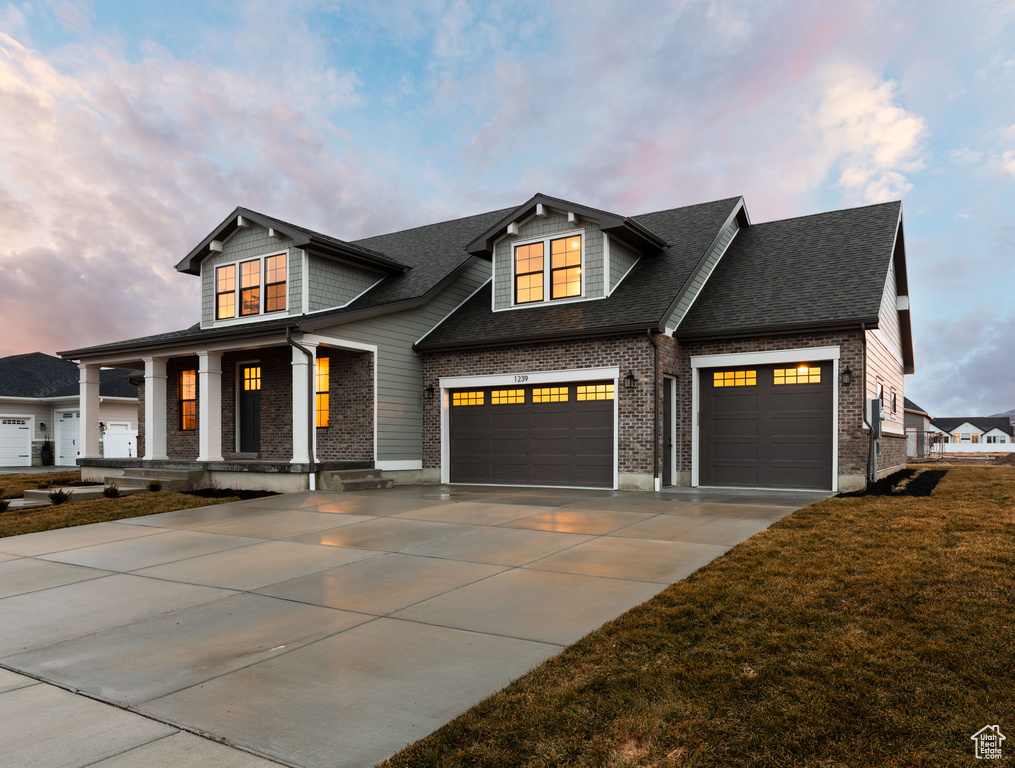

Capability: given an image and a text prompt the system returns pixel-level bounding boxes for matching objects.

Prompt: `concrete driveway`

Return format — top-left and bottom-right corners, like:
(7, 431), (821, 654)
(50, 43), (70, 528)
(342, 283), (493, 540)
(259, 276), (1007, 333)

(0, 484), (825, 768)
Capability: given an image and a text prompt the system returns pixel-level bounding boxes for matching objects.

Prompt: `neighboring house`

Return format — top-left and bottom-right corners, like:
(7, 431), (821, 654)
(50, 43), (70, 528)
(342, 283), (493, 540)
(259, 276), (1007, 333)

(904, 397), (933, 457)
(0, 353), (139, 466)
(930, 416), (1015, 452)
(59, 194), (914, 493)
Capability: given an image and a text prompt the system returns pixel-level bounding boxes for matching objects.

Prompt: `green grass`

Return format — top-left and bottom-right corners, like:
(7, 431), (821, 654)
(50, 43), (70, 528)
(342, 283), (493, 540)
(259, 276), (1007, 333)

(0, 491), (241, 538)
(382, 466), (1015, 768)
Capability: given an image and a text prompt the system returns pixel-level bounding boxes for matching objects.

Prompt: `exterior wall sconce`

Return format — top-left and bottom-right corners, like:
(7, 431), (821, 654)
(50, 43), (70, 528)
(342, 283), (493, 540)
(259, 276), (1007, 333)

(39, 421), (46, 432)
(423, 385), (435, 400)
(99, 421), (107, 434)
(623, 371), (636, 389)
(840, 367), (852, 387)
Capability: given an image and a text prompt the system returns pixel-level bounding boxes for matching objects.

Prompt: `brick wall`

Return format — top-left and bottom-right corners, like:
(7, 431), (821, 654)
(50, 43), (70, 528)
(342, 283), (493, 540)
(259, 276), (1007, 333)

(421, 333), (656, 474)
(219, 348), (295, 459)
(879, 432), (908, 477)
(675, 330), (868, 480)
(317, 348), (374, 460)
(166, 356), (199, 459)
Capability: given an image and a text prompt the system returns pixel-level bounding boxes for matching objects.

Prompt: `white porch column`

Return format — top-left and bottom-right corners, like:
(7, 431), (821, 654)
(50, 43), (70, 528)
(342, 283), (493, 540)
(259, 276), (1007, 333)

(78, 364), (101, 459)
(143, 357), (168, 460)
(197, 351), (224, 462)
(291, 342), (317, 464)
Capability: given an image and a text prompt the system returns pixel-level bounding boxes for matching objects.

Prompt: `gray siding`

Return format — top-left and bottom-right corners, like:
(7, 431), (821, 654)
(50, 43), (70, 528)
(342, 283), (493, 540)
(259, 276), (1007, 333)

(307, 256), (379, 312)
(866, 257), (906, 436)
(668, 218), (739, 329)
(608, 236), (640, 294)
(312, 258), (492, 463)
(200, 224), (300, 324)
(492, 210), (605, 310)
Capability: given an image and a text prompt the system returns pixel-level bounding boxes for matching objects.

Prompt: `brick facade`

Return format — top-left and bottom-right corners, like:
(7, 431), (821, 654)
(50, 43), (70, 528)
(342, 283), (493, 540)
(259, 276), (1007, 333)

(317, 348), (373, 461)
(423, 328), (876, 489)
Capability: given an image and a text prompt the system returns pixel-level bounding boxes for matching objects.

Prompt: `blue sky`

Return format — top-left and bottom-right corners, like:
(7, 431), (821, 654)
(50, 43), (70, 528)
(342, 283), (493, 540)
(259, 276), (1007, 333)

(1, 0), (1013, 416)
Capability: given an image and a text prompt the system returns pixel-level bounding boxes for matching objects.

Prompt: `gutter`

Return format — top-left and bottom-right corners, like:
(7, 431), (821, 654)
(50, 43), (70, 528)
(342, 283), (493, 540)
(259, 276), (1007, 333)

(286, 328), (317, 491)
(860, 322), (873, 488)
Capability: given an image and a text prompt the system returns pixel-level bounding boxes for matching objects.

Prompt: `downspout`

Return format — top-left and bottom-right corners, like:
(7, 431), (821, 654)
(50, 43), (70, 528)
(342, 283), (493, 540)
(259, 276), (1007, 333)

(647, 329), (660, 492)
(860, 323), (872, 488)
(286, 327), (316, 491)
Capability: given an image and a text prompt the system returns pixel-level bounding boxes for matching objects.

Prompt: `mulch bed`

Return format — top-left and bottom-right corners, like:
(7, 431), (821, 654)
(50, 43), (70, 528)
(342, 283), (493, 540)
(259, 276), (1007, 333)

(837, 468), (947, 498)
(183, 488), (280, 500)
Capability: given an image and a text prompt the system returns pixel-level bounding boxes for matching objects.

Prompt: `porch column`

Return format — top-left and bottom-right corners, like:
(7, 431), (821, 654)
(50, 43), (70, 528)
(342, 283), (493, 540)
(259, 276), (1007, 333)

(78, 363), (101, 459)
(197, 350), (223, 462)
(143, 357), (168, 460)
(291, 342), (318, 464)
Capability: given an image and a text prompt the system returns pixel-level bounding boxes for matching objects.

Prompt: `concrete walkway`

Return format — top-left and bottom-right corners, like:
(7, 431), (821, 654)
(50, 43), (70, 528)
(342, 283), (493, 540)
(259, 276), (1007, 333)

(0, 484), (826, 767)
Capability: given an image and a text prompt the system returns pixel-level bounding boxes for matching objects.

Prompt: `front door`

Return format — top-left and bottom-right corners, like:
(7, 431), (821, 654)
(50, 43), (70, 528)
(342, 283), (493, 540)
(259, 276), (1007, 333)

(663, 377), (674, 486)
(239, 365), (261, 453)
(57, 411), (80, 465)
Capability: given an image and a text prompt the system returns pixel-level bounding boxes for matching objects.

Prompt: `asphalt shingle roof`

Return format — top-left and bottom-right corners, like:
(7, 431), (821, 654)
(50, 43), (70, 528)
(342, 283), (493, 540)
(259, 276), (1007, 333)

(0, 353), (138, 399)
(903, 397), (929, 416)
(676, 201), (901, 338)
(415, 197), (742, 350)
(931, 417), (1014, 436)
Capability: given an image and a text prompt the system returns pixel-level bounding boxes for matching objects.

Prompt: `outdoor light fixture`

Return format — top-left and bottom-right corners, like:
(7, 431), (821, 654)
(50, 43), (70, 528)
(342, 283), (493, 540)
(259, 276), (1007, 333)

(423, 385), (435, 400)
(39, 421), (46, 432)
(623, 371), (636, 389)
(99, 421), (106, 434)
(840, 367), (852, 387)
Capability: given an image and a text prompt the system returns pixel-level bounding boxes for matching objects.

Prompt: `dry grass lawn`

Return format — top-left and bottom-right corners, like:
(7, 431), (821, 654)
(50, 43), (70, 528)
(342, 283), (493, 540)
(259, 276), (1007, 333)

(0, 471), (84, 499)
(383, 466), (1015, 768)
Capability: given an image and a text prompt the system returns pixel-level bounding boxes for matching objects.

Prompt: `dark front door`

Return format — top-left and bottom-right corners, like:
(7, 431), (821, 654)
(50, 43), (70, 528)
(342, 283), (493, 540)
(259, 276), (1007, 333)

(239, 365), (261, 453)
(700, 362), (833, 490)
(449, 381), (615, 488)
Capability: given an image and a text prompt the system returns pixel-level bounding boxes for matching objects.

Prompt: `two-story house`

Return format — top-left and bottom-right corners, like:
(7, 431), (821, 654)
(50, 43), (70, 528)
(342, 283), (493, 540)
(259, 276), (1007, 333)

(60, 193), (914, 493)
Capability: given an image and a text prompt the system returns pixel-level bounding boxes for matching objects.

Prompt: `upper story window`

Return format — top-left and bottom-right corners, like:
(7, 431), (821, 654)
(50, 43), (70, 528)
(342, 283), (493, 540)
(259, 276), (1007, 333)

(514, 234), (583, 305)
(215, 252), (287, 320)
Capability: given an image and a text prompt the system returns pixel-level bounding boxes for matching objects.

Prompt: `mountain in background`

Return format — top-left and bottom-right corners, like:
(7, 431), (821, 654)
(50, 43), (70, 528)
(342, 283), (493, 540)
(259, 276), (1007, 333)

(989, 408), (1015, 425)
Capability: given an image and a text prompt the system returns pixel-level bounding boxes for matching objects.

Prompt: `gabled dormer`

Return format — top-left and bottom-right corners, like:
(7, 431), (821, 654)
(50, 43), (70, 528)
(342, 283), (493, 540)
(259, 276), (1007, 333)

(176, 208), (409, 329)
(466, 194), (667, 312)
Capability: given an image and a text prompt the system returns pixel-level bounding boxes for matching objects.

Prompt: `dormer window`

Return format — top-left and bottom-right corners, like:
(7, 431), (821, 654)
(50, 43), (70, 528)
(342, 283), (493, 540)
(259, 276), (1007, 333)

(514, 233), (583, 305)
(214, 252), (287, 320)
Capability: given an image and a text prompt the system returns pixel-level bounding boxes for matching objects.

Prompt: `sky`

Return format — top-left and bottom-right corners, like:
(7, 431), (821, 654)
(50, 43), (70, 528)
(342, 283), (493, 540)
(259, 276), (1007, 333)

(0, 0), (1013, 417)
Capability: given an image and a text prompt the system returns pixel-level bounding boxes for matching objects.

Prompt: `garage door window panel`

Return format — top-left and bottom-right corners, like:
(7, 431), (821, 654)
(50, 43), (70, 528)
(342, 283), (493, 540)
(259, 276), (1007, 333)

(533, 387), (569, 403)
(773, 366), (821, 385)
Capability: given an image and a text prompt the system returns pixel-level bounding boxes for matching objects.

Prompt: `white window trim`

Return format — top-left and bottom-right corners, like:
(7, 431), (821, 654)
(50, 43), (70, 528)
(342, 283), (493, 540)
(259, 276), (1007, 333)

(211, 249), (290, 326)
(690, 346), (840, 492)
(439, 366), (620, 489)
(508, 229), (587, 308)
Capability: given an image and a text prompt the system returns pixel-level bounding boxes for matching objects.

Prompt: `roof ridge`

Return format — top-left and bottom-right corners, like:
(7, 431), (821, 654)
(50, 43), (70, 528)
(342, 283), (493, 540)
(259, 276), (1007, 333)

(747, 200), (901, 228)
(353, 206), (516, 244)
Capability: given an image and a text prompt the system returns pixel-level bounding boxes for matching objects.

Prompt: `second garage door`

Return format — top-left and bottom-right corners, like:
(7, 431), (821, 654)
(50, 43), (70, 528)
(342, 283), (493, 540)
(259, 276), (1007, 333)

(0, 418), (32, 467)
(700, 361), (833, 490)
(450, 381), (615, 488)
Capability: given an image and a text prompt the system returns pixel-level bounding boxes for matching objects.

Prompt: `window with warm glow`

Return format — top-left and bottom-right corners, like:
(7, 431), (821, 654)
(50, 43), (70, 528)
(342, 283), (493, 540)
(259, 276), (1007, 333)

(532, 387), (569, 403)
(452, 391), (484, 406)
(513, 233), (582, 304)
(216, 265), (236, 319)
(576, 383), (614, 401)
(972, 433), (979, 443)
(952, 433), (960, 443)
(491, 389), (525, 404)
(179, 370), (196, 430)
(243, 366), (261, 391)
(240, 259), (261, 316)
(713, 370), (757, 387)
(265, 254), (287, 313)
(315, 357), (329, 428)
(773, 366), (821, 385)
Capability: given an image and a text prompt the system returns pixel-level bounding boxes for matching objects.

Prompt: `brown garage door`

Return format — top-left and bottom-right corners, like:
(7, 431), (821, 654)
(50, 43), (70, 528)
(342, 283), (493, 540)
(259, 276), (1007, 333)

(450, 381), (615, 488)
(700, 362), (833, 490)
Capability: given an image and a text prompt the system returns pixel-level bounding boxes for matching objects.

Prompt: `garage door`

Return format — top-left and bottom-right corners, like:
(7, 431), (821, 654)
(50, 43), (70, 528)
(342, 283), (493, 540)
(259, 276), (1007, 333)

(0, 418), (32, 467)
(450, 381), (615, 488)
(700, 362), (833, 490)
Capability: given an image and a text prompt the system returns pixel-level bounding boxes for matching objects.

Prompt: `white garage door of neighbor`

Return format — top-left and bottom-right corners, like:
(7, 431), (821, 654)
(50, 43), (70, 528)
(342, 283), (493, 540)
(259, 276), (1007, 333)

(0, 418), (32, 467)
(58, 411), (80, 465)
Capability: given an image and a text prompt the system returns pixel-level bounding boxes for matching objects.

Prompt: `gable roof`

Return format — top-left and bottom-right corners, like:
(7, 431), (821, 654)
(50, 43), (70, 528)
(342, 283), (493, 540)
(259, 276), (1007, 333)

(0, 353), (138, 399)
(930, 417), (1014, 436)
(676, 201), (904, 341)
(466, 193), (669, 257)
(415, 197), (743, 351)
(903, 397), (930, 417)
(175, 207), (411, 276)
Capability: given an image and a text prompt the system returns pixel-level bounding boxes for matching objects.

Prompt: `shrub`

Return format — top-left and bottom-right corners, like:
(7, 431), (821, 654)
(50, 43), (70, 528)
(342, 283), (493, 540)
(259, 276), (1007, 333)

(0, 493), (8, 513)
(147, 478), (163, 493)
(48, 489), (74, 505)
(103, 484), (121, 498)
(36, 480), (53, 490)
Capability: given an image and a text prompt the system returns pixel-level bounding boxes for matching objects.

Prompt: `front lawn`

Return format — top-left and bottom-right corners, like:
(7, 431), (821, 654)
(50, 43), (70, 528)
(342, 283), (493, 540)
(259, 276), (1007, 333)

(0, 491), (242, 538)
(0, 470), (85, 499)
(383, 466), (1015, 767)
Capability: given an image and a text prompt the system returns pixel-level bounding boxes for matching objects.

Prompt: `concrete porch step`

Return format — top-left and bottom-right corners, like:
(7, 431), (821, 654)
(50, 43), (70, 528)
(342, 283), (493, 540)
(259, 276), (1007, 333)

(121, 468), (196, 480)
(319, 468), (393, 492)
(22, 485), (146, 503)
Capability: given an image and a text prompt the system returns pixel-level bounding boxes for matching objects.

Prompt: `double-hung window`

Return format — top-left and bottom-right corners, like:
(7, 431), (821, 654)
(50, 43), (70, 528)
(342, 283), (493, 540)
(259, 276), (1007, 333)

(513, 234), (583, 305)
(315, 357), (330, 428)
(179, 370), (196, 431)
(214, 252), (287, 320)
